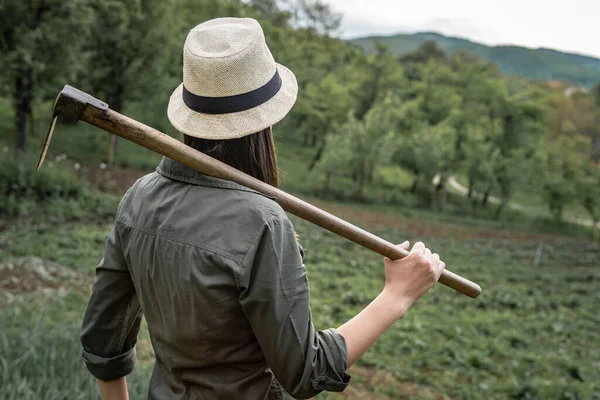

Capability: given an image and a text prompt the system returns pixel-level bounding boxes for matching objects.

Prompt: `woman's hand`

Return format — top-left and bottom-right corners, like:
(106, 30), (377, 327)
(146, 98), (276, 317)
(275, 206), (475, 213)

(382, 241), (446, 318)
(337, 240), (445, 367)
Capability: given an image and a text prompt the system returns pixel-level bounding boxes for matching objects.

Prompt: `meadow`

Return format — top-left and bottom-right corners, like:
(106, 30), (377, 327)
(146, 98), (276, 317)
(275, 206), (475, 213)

(1, 130), (599, 399)
(3, 0), (600, 398)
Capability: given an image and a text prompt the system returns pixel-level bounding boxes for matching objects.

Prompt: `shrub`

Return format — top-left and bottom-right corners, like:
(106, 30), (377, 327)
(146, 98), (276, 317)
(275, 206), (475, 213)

(0, 153), (86, 215)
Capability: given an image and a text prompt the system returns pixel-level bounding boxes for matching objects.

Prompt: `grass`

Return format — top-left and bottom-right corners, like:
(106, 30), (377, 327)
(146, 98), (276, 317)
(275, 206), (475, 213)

(0, 293), (154, 400)
(1, 99), (599, 399)
(1, 197), (599, 399)
(452, 175), (594, 224)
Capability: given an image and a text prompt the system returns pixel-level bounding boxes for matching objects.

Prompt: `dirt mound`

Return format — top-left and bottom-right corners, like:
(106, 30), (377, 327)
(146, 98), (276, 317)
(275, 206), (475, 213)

(0, 257), (88, 305)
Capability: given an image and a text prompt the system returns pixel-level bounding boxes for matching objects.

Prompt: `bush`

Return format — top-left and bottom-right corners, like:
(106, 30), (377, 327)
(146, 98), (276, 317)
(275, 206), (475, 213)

(0, 153), (86, 215)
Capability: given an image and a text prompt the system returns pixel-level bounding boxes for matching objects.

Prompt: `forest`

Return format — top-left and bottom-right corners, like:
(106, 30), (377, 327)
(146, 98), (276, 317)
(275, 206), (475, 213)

(1, 1), (600, 399)
(351, 31), (600, 88)
(1, 0), (599, 229)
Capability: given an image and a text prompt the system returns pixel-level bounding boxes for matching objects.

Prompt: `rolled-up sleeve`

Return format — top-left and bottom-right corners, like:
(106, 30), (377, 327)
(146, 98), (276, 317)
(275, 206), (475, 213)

(239, 215), (351, 399)
(80, 222), (142, 382)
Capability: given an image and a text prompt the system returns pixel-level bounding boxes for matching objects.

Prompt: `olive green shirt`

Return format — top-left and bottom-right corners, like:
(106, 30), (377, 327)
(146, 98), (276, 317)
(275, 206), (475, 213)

(80, 157), (351, 399)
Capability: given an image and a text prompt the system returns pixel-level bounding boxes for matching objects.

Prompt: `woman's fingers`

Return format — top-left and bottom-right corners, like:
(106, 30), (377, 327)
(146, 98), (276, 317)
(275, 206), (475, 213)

(398, 241), (410, 250)
(394, 242), (444, 275)
(424, 248), (432, 263)
(411, 241), (425, 255)
(432, 252), (440, 269)
(439, 260), (446, 273)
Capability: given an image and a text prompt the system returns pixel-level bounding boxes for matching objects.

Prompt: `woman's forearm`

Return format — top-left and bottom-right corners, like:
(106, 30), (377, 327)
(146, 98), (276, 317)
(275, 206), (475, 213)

(338, 241), (445, 369)
(97, 377), (129, 400)
(337, 290), (410, 368)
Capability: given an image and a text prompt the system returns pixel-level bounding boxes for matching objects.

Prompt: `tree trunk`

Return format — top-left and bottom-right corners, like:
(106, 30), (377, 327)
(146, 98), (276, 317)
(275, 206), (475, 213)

(366, 166), (376, 184)
(15, 70), (33, 155)
(308, 140), (326, 171)
(303, 130), (310, 146)
(435, 178), (445, 192)
(355, 173), (366, 200)
(550, 205), (563, 223)
(14, 70), (33, 216)
(467, 177), (474, 198)
(107, 88), (124, 165)
(494, 203), (503, 219)
(410, 176), (419, 193)
(482, 187), (491, 207)
(322, 172), (331, 192)
(495, 200), (507, 219)
(437, 186), (447, 211)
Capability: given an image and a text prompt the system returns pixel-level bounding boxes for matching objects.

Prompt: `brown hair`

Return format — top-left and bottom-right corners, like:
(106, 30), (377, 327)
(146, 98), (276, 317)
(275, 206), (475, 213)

(183, 127), (279, 187)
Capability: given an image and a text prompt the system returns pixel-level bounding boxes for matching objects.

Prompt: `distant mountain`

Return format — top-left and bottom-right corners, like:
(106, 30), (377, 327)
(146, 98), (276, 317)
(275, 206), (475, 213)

(350, 32), (600, 88)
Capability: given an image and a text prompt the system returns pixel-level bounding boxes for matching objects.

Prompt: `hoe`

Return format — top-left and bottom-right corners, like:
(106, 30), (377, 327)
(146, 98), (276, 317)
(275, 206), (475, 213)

(37, 85), (482, 298)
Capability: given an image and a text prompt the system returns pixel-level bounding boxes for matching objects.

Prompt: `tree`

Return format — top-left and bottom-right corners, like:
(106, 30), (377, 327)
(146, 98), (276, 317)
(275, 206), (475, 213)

(489, 78), (549, 216)
(285, 0), (342, 35)
(461, 120), (502, 204)
(577, 165), (600, 238)
(399, 40), (447, 65)
(399, 40), (447, 82)
(85, 0), (174, 164)
(353, 42), (406, 121)
(0, 0), (91, 156)
(541, 135), (590, 222)
(392, 120), (456, 208)
(318, 96), (399, 198)
(292, 74), (354, 169)
(390, 60), (460, 207)
(592, 82), (600, 106)
(571, 94), (600, 162)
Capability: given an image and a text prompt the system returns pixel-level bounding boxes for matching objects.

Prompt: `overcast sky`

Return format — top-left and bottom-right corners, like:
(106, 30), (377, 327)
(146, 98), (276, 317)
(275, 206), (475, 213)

(324, 0), (600, 58)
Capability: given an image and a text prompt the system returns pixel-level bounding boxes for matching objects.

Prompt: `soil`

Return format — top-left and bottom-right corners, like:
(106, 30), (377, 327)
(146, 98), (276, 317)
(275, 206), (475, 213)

(85, 164), (148, 195)
(312, 200), (566, 242)
(0, 257), (89, 306)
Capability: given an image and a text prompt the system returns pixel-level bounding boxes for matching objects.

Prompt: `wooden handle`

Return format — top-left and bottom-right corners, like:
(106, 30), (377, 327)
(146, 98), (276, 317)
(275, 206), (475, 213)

(82, 107), (482, 298)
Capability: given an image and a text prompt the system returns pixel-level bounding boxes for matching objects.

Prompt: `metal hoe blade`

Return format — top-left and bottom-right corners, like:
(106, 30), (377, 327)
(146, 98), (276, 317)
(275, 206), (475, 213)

(36, 85), (109, 171)
(36, 113), (58, 171)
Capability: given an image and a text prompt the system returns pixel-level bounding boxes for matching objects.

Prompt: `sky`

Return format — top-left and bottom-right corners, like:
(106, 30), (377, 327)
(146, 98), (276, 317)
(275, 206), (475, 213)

(324, 0), (600, 58)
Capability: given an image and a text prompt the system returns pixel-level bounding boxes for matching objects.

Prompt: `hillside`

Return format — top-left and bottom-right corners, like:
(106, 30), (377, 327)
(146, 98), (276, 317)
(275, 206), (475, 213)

(350, 32), (600, 87)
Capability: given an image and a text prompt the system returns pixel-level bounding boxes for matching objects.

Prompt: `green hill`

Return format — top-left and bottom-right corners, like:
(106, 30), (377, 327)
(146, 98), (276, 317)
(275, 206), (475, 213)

(350, 32), (600, 87)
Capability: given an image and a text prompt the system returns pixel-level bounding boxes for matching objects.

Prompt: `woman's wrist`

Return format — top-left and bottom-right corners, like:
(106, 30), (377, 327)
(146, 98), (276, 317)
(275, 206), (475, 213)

(378, 288), (414, 320)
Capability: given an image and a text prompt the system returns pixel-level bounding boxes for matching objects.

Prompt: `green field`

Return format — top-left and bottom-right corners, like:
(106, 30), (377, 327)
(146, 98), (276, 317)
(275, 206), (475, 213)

(1, 115), (599, 399)
(2, 1), (600, 398)
(1, 175), (599, 399)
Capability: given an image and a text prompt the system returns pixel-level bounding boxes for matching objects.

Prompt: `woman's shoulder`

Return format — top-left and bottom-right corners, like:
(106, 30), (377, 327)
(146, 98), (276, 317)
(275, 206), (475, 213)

(236, 189), (289, 226)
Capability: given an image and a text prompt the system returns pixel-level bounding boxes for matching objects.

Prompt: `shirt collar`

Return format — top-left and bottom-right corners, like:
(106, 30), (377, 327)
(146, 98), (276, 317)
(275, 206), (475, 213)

(156, 157), (275, 199)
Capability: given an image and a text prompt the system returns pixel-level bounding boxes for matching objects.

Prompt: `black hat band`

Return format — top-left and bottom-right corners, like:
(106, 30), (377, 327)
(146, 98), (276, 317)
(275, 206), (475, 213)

(182, 70), (282, 115)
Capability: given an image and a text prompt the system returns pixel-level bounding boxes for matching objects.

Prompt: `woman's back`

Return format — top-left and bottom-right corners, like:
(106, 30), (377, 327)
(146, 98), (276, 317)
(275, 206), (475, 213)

(82, 157), (350, 399)
(119, 157), (298, 399)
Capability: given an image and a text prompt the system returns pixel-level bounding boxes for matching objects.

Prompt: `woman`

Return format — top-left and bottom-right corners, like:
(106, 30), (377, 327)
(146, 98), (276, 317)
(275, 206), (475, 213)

(81, 18), (445, 400)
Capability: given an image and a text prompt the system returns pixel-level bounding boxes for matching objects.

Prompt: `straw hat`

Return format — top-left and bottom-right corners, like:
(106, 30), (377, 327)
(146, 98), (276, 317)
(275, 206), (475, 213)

(167, 18), (298, 139)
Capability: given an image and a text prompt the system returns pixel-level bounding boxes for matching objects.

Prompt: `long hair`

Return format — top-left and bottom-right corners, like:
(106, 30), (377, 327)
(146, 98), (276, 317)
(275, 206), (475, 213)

(183, 127), (279, 188)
